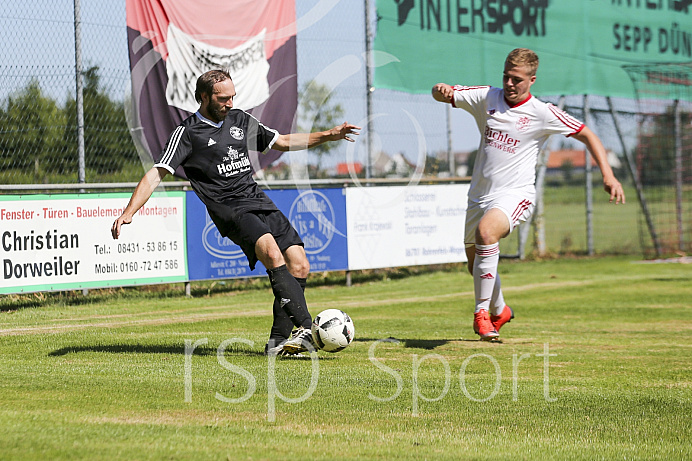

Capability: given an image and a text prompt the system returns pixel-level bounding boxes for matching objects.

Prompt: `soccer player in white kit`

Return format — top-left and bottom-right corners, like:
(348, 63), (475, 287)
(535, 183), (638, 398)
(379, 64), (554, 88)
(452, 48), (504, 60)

(432, 48), (626, 340)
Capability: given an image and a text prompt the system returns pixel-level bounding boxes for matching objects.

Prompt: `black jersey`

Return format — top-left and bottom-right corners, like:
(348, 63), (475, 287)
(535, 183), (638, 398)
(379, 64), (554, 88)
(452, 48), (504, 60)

(155, 109), (280, 234)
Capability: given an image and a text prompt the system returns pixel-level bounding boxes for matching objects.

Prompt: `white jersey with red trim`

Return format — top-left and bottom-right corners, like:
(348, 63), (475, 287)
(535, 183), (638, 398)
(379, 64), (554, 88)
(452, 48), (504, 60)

(452, 85), (583, 202)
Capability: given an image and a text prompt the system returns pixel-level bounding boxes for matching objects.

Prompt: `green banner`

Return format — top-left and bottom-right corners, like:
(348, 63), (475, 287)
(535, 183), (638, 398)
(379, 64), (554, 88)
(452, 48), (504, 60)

(373, 0), (692, 99)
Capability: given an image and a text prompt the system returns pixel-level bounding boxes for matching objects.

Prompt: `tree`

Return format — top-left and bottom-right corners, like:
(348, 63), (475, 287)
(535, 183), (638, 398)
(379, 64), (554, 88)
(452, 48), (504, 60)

(0, 80), (66, 179)
(636, 105), (692, 186)
(0, 68), (139, 183)
(62, 66), (138, 177)
(560, 159), (574, 184)
(423, 153), (449, 176)
(297, 81), (345, 177)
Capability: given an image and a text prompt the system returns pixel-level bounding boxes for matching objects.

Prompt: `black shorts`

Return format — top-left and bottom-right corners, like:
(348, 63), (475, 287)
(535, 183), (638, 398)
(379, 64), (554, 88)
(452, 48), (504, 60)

(223, 209), (303, 271)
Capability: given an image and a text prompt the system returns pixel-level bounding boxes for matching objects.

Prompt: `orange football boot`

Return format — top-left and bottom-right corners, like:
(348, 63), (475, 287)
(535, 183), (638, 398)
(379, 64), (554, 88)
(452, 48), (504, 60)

(473, 310), (499, 341)
(491, 305), (514, 333)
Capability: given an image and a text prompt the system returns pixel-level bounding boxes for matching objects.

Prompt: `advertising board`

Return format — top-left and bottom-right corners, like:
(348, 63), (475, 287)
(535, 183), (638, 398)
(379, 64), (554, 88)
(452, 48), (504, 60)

(186, 188), (348, 280)
(346, 184), (469, 270)
(0, 193), (187, 294)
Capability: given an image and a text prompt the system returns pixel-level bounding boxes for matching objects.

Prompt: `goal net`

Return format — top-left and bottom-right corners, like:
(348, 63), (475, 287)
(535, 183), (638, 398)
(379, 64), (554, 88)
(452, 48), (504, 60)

(624, 63), (692, 257)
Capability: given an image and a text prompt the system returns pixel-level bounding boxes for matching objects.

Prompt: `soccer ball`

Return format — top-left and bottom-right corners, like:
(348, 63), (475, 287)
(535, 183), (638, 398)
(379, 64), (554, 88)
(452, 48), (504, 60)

(311, 309), (355, 353)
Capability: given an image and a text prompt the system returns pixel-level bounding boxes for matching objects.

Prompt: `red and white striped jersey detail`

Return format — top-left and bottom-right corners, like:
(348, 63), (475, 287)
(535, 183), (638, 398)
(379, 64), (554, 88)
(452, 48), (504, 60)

(452, 85), (490, 92)
(547, 104), (583, 133)
(511, 199), (533, 225)
(475, 245), (500, 257)
(451, 85), (490, 107)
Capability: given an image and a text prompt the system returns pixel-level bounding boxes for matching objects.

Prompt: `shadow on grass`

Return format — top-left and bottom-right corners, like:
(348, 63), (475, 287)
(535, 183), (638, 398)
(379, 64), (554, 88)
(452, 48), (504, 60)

(48, 344), (265, 357)
(354, 337), (503, 347)
(48, 344), (339, 359)
(49, 338), (464, 356)
(354, 337), (453, 350)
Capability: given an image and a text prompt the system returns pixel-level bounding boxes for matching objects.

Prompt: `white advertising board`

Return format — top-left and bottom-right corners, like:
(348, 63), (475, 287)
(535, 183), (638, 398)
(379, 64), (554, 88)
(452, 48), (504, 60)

(346, 184), (469, 270)
(0, 193), (187, 294)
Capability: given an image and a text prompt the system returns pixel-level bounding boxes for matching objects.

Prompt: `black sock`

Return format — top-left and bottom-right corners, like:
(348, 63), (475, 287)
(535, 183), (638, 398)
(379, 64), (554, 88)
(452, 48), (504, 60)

(266, 265), (312, 332)
(295, 276), (307, 292)
(268, 276), (308, 342)
(269, 301), (294, 342)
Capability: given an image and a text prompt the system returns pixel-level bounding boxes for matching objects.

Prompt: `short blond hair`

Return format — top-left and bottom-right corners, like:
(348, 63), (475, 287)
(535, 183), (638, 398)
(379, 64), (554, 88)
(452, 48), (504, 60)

(505, 48), (539, 76)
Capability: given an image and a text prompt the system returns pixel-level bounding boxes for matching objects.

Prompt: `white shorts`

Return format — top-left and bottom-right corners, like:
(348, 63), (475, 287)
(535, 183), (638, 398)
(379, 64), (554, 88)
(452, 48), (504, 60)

(464, 190), (535, 247)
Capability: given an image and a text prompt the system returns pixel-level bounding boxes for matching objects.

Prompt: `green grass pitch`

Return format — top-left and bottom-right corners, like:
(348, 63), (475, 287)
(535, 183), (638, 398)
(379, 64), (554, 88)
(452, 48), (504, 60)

(0, 256), (690, 460)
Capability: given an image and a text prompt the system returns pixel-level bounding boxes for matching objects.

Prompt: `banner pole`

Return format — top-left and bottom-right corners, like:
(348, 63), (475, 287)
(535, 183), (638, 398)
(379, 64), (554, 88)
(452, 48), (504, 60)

(447, 105), (454, 175)
(674, 99), (684, 252)
(364, 0), (374, 180)
(73, 0), (85, 186)
(583, 94), (594, 256)
(606, 96), (661, 257)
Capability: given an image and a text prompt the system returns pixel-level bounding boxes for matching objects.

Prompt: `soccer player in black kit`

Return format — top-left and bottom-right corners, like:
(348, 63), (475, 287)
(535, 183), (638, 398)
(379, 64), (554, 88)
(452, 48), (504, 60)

(112, 70), (360, 356)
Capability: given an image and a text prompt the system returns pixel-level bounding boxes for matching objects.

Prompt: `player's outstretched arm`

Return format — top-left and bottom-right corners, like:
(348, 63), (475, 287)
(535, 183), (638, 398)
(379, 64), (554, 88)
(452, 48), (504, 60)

(432, 83), (454, 104)
(273, 122), (361, 152)
(111, 167), (169, 239)
(572, 126), (626, 204)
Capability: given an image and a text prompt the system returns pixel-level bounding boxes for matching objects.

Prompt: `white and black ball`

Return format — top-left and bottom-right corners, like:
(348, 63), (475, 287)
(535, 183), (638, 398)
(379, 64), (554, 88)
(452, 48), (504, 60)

(311, 309), (355, 353)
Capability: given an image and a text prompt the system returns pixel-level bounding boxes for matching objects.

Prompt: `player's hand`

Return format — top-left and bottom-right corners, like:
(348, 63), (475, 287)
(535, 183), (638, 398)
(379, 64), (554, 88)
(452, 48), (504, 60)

(603, 177), (625, 204)
(432, 83), (454, 103)
(111, 215), (132, 240)
(329, 122), (361, 142)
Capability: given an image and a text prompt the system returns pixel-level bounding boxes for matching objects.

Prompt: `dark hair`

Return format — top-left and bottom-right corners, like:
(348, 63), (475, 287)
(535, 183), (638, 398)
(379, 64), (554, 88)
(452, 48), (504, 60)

(505, 48), (539, 76)
(194, 69), (232, 103)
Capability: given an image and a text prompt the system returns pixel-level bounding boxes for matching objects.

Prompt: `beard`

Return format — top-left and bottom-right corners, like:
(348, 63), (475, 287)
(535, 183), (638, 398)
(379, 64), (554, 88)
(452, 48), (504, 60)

(207, 102), (228, 123)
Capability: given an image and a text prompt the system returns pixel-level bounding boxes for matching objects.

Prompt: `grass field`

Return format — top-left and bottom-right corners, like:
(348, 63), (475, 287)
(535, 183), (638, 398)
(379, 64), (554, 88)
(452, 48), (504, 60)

(1, 256), (691, 460)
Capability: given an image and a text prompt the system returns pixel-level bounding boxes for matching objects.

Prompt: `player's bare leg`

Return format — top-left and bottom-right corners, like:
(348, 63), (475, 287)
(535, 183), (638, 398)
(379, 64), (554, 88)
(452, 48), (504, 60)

(283, 245), (310, 279)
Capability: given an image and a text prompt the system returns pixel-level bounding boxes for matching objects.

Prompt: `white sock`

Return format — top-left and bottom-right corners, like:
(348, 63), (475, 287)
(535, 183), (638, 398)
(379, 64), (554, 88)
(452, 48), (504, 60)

(473, 243), (500, 313)
(490, 274), (506, 316)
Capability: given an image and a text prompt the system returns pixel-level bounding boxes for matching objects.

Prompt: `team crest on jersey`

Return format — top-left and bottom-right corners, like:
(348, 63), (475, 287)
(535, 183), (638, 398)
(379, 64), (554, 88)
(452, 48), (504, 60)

(516, 116), (531, 132)
(225, 146), (240, 160)
(229, 126), (244, 140)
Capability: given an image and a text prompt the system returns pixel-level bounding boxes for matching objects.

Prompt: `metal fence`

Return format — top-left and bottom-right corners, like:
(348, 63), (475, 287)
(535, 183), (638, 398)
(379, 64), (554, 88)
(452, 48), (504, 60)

(0, 1), (133, 184)
(1, 1), (689, 258)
